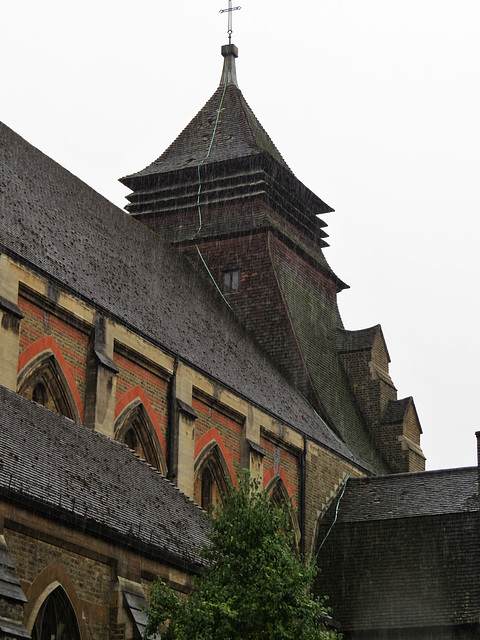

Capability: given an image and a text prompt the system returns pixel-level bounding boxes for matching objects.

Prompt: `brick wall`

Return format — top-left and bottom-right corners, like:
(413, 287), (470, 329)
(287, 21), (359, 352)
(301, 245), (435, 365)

(304, 444), (363, 556)
(182, 232), (316, 402)
(18, 290), (89, 408)
(338, 339), (396, 431)
(5, 528), (111, 638)
(113, 346), (169, 441)
(261, 434), (301, 505)
(316, 512), (480, 638)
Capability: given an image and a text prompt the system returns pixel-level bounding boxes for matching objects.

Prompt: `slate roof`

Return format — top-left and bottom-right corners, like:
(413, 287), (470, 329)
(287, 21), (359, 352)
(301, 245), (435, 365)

(381, 396), (413, 425)
(0, 386), (210, 567)
(328, 467), (479, 522)
(316, 468), (480, 632)
(0, 121), (370, 471)
(123, 591), (160, 640)
(0, 538), (27, 606)
(0, 535), (29, 639)
(336, 325), (382, 353)
(121, 48), (290, 182)
(272, 259), (389, 474)
(336, 325), (391, 365)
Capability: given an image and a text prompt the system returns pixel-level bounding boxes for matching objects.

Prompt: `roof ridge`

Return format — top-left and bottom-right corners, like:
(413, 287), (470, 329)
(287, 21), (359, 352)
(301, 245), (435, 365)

(350, 465), (478, 482)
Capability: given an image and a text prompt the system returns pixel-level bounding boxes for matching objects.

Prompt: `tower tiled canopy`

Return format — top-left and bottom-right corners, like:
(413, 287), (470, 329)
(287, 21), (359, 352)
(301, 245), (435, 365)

(121, 45), (424, 475)
(120, 44), (333, 252)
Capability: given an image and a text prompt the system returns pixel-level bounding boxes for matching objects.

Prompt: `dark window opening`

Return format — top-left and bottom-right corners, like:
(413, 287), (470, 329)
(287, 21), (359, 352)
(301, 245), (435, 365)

(32, 586), (81, 640)
(115, 410), (166, 474)
(194, 448), (229, 513)
(201, 466), (213, 512)
(32, 382), (48, 406)
(222, 269), (240, 293)
(124, 428), (137, 452)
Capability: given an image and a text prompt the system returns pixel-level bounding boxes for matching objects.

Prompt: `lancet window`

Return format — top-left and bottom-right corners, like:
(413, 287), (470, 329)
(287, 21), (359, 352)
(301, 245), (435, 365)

(267, 476), (300, 547)
(115, 405), (166, 474)
(194, 445), (230, 513)
(18, 354), (79, 422)
(31, 586), (81, 640)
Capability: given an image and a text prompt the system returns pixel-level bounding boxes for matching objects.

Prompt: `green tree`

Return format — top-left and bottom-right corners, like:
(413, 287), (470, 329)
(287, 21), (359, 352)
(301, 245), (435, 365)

(143, 472), (341, 640)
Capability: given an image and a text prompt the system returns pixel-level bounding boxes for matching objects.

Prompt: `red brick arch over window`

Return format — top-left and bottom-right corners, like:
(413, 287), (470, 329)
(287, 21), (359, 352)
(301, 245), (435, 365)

(17, 336), (84, 421)
(263, 467), (297, 509)
(115, 385), (167, 461)
(195, 428), (238, 488)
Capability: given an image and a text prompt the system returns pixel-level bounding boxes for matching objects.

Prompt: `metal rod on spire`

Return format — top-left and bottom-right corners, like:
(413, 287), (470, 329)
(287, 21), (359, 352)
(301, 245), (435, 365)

(219, 1), (241, 45)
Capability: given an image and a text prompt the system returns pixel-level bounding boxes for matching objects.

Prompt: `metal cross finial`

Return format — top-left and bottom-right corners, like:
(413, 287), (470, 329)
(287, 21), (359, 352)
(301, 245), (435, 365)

(219, 0), (241, 45)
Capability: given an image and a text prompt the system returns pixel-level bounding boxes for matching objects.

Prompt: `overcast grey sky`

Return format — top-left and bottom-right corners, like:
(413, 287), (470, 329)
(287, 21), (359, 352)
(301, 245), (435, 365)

(2, 1), (479, 471)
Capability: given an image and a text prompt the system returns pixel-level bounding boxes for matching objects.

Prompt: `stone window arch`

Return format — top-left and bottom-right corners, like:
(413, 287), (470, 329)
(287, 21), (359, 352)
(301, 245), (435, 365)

(115, 402), (167, 474)
(266, 475), (300, 547)
(17, 347), (82, 423)
(194, 443), (231, 512)
(31, 585), (81, 640)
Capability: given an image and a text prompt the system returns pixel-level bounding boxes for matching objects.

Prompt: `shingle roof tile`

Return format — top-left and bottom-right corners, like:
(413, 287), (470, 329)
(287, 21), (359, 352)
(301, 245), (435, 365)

(121, 81), (290, 183)
(381, 397), (413, 425)
(329, 467), (478, 523)
(336, 325), (381, 353)
(0, 386), (209, 567)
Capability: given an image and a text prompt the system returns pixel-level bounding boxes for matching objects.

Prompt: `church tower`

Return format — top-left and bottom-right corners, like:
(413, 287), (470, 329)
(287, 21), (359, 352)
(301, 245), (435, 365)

(120, 44), (425, 475)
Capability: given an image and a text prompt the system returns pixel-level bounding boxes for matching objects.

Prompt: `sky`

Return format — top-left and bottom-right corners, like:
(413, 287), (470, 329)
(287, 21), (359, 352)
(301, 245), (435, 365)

(1, 1), (479, 471)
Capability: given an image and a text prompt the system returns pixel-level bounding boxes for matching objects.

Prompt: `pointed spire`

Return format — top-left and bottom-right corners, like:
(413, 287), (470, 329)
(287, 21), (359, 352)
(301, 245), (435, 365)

(220, 44), (239, 87)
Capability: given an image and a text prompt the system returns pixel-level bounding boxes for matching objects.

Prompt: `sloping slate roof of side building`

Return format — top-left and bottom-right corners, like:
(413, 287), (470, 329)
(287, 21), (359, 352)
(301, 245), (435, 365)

(0, 386), (210, 568)
(316, 469), (480, 634)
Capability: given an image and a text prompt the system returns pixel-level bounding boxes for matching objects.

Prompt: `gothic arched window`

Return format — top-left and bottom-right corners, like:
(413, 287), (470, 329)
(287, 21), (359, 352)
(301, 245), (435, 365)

(115, 406), (167, 474)
(18, 354), (80, 422)
(267, 476), (300, 548)
(32, 586), (81, 640)
(194, 445), (230, 513)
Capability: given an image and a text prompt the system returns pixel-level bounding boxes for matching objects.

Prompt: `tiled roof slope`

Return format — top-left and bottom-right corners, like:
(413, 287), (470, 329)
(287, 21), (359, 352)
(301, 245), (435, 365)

(120, 50), (333, 240)
(0, 385), (210, 566)
(336, 325), (384, 354)
(0, 121), (367, 470)
(0, 535), (29, 639)
(316, 469), (480, 631)
(123, 158), (333, 246)
(0, 537), (27, 606)
(121, 81), (289, 182)
(272, 255), (389, 474)
(329, 468), (478, 522)
(381, 396), (413, 425)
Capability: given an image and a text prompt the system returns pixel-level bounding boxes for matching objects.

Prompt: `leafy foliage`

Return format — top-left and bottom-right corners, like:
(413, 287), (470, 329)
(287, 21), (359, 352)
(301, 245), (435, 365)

(144, 472), (341, 640)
